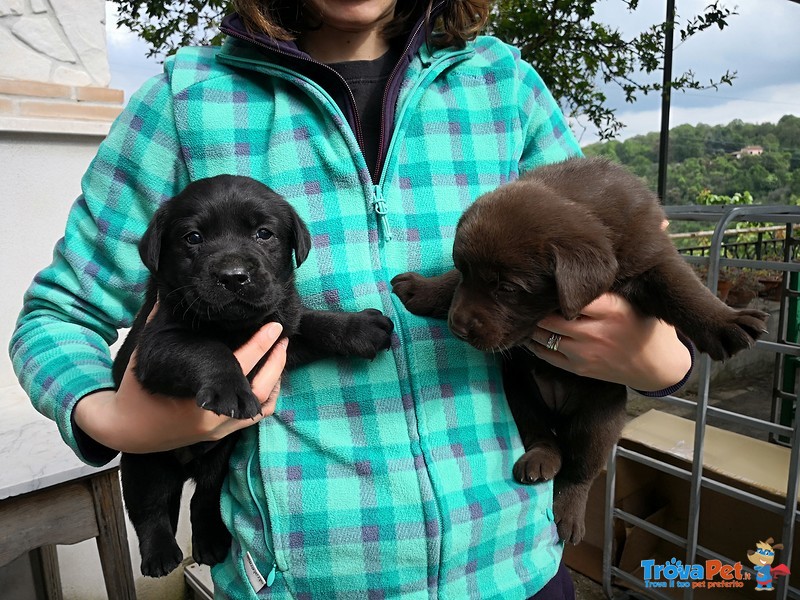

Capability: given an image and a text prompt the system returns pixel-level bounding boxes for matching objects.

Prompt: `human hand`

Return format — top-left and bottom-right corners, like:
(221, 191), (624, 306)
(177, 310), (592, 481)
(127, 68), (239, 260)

(74, 322), (288, 453)
(527, 293), (691, 392)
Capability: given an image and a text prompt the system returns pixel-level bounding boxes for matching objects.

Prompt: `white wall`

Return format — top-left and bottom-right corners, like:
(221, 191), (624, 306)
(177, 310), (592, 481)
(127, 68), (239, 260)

(0, 0), (110, 87)
(2, 131), (96, 389)
(1, 128), (191, 600)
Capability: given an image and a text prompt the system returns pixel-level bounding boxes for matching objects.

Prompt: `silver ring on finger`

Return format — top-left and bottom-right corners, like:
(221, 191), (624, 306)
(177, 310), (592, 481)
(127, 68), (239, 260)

(545, 332), (562, 352)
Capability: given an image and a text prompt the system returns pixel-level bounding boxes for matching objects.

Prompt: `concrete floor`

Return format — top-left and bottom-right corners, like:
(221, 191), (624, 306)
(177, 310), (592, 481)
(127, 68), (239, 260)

(571, 569), (612, 599)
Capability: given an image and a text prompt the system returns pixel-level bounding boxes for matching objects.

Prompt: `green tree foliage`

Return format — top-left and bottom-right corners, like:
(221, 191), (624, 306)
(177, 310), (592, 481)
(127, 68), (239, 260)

(109, 0), (735, 141)
(111, 1), (227, 54)
(486, 0), (735, 140)
(584, 115), (800, 207)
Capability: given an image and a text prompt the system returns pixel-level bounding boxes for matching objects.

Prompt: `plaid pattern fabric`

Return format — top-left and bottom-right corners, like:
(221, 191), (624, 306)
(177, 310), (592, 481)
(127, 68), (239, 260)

(10, 34), (581, 599)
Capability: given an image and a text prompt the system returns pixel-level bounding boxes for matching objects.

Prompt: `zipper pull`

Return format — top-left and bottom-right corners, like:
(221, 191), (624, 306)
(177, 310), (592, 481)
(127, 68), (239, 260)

(372, 185), (393, 241)
(244, 550), (275, 591)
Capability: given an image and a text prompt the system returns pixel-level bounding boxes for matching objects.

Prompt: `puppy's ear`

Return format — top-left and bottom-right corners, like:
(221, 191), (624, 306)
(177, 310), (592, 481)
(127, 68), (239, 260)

(138, 207), (166, 273)
(288, 206), (311, 267)
(550, 238), (618, 320)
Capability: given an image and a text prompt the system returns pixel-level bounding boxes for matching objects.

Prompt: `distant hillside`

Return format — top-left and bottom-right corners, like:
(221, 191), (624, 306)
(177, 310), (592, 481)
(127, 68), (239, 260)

(583, 115), (800, 206)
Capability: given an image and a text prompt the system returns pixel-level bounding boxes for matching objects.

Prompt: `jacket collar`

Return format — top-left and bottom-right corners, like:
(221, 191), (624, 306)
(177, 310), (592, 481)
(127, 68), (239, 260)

(217, 2), (468, 183)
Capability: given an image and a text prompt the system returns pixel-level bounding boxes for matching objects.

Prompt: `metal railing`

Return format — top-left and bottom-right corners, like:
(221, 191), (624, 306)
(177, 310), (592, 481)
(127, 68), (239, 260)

(671, 224), (798, 262)
(602, 204), (800, 600)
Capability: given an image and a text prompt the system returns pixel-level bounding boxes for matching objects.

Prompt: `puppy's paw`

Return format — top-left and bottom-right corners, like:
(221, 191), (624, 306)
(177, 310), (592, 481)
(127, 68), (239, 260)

(140, 538), (183, 578)
(555, 510), (586, 546)
(513, 445), (562, 484)
(391, 272), (445, 317)
(345, 309), (394, 359)
(553, 485), (590, 545)
(196, 372), (261, 419)
(193, 526), (232, 567)
(694, 308), (770, 360)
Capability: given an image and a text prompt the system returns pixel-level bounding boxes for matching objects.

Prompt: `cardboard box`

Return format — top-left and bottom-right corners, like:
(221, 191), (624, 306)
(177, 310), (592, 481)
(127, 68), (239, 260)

(565, 410), (798, 598)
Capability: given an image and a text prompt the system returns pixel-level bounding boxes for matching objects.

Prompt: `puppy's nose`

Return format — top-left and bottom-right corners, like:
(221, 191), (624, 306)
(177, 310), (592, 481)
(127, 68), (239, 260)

(217, 267), (251, 291)
(449, 312), (479, 340)
(449, 321), (469, 340)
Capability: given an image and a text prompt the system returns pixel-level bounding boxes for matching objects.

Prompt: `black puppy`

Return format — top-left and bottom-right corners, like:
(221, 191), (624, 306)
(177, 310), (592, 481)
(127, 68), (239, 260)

(114, 175), (393, 577)
(392, 157), (769, 544)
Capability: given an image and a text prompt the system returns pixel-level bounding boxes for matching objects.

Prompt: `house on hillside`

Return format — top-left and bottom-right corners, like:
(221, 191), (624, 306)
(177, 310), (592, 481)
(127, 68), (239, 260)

(733, 145), (764, 158)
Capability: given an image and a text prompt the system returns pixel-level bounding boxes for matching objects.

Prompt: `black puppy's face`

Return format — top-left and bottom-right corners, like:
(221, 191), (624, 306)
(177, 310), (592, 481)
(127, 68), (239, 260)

(140, 175), (310, 325)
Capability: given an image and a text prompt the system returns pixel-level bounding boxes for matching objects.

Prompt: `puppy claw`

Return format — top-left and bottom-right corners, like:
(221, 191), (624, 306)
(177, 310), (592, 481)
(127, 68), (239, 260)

(392, 271), (446, 317)
(140, 539), (183, 578)
(553, 484), (591, 546)
(692, 308), (770, 361)
(192, 539), (230, 568)
(344, 309), (395, 359)
(196, 374), (261, 420)
(556, 515), (586, 546)
(513, 445), (562, 484)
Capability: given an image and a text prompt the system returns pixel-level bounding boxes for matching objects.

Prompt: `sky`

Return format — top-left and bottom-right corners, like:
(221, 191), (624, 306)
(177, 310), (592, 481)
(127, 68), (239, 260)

(581, 0), (800, 145)
(104, 0), (800, 146)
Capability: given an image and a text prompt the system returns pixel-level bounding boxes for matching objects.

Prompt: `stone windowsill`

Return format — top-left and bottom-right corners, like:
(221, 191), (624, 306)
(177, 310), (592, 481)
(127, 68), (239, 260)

(0, 78), (124, 137)
(0, 115), (113, 136)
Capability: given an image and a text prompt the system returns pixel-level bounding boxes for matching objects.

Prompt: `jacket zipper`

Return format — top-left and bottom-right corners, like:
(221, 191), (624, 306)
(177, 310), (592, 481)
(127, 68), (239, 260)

(245, 441), (279, 587)
(367, 1), (451, 243)
(372, 185), (393, 241)
(370, 46), (473, 243)
(215, 27), (470, 590)
(222, 14), (445, 244)
(372, 7), (434, 184)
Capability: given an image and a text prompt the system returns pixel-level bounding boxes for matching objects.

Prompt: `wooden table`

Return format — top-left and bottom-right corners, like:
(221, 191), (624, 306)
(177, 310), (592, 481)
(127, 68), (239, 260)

(0, 387), (136, 600)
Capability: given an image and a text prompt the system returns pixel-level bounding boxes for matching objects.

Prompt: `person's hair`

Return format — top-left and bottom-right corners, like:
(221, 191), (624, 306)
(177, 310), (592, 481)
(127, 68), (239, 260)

(232, 0), (491, 48)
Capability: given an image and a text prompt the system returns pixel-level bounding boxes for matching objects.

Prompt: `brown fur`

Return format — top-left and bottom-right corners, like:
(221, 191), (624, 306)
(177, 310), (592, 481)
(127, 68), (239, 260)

(392, 157), (769, 544)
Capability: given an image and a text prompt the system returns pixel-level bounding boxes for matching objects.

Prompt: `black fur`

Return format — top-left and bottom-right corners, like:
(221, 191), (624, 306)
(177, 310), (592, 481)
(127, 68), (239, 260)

(114, 175), (393, 577)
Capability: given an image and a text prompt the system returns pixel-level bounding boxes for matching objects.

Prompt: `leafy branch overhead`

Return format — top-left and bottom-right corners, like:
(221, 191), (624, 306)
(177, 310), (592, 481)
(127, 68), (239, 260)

(486, 0), (736, 140)
(110, 0), (737, 141)
(111, 0), (228, 55)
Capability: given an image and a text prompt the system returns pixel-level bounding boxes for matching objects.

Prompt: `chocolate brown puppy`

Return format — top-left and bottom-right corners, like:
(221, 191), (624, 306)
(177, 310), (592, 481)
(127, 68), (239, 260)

(391, 157), (768, 544)
(115, 175), (394, 576)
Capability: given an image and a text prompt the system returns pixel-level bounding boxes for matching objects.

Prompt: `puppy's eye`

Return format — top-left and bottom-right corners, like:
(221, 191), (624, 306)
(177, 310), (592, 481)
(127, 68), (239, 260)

(498, 282), (520, 294)
(256, 228), (273, 241)
(184, 231), (203, 245)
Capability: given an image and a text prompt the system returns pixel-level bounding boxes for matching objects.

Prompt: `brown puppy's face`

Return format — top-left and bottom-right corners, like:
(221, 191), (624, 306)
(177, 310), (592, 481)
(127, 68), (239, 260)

(447, 180), (618, 352)
(448, 242), (560, 352)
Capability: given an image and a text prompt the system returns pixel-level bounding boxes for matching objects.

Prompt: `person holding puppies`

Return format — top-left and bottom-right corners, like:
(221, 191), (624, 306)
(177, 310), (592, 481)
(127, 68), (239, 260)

(10, 0), (691, 598)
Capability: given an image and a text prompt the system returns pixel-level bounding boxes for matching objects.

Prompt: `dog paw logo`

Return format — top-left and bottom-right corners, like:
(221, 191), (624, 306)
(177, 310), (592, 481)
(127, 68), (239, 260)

(747, 538), (791, 591)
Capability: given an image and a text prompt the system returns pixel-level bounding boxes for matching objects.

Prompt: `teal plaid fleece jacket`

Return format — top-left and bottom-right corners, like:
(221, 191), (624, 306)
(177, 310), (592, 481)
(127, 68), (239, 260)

(11, 32), (581, 599)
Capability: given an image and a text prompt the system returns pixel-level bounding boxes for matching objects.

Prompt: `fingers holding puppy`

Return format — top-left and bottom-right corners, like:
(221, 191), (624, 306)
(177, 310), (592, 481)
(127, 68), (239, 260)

(183, 323), (287, 442)
(237, 323), (289, 419)
(91, 322), (287, 452)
